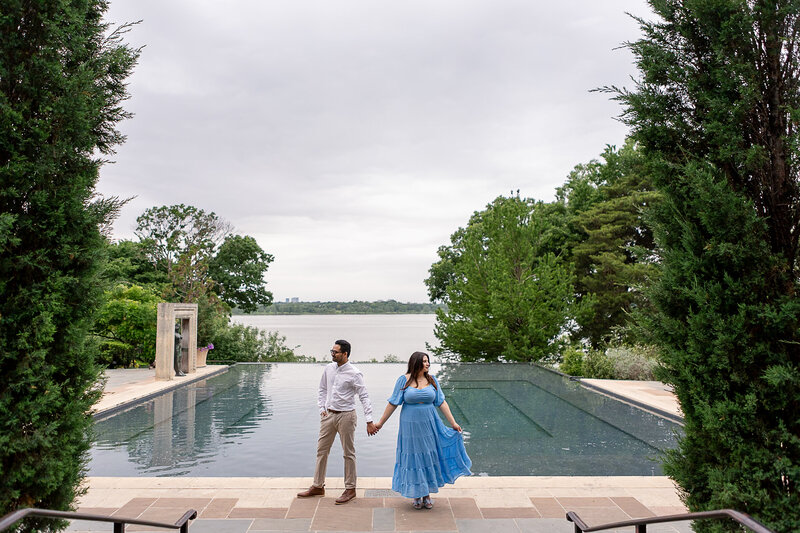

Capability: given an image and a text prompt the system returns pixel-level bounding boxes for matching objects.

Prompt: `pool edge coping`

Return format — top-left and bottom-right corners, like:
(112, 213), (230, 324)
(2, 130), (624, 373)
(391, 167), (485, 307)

(93, 365), (229, 420)
(576, 379), (684, 426)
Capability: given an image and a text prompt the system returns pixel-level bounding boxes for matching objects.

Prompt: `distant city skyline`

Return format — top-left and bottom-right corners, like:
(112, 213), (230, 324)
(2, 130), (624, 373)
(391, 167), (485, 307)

(100, 0), (653, 302)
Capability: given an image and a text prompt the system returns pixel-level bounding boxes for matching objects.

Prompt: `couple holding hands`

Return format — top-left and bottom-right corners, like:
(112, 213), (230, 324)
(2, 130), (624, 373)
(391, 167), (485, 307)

(296, 340), (472, 510)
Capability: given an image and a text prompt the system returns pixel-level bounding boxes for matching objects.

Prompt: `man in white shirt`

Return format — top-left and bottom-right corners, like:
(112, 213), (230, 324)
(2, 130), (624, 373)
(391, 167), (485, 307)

(297, 339), (378, 504)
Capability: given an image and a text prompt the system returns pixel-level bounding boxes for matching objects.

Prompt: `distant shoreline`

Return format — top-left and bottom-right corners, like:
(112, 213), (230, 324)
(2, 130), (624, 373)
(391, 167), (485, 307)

(233, 300), (445, 316)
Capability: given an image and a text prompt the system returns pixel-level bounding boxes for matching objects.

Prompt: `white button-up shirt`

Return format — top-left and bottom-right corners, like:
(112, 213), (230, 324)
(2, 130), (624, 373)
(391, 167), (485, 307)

(318, 362), (374, 422)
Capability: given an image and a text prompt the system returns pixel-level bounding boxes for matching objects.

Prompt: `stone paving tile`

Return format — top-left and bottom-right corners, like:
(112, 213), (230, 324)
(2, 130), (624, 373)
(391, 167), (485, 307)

(228, 507), (288, 518)
(249, 517), (313, 531)
(316, 496), (386, 509)
(557, 496), (615, 508)
(611, 496), (655, 518)
(564, 506), (630, 527)
(65, 519), (111, 532)
(188, 518), (253, 533)
(128, 507), (191, 532)
(456, 518), (520, 533)
(311, 506), (373, 531)
(480, 508), (541, 519)
(384, 497), (414, 509)
(373, 507), (395, 531)
(199, 497), (239, 518)
(448, 498), (482, 519)
(660, 520), (694, 533)
(515, 518), (574, 533)
(649, 506), (689, 516)
(112, 497), (157, 518)
(529, 497), (564, 519)
(151, 497), (212, 509)
(75, 507), (119, 516)
(286, 497), (320, 518)
(395, 498), (456, 531)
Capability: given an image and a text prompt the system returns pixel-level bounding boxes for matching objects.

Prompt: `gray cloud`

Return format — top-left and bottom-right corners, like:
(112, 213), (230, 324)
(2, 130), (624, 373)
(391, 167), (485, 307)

(100, 0), (652, 301)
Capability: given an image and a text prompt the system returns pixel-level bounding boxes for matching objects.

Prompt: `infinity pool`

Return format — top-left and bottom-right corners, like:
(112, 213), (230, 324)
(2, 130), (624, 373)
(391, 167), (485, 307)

(89, 363), (680, 477)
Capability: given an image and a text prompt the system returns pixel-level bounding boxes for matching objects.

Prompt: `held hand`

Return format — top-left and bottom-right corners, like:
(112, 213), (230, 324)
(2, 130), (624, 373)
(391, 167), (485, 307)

(367, 421), (378, 436)
(452, 423), (462, 432)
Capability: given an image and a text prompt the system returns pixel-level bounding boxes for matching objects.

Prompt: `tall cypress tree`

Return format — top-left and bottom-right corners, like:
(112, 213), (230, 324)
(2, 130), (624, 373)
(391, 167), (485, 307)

(0, 1), (138, 528)
(614, 1), (800, 530)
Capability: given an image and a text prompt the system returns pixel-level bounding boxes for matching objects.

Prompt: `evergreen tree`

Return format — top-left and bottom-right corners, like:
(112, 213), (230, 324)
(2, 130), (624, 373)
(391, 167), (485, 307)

(0, 1), (138, 528)
(426, 195), (575, 362)
(614, 2), (800, 530)
(558, 142), (661, 347)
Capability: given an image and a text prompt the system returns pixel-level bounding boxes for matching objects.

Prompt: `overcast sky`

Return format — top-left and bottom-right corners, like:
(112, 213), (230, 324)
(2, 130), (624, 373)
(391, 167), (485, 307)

(99, 0), (653, 303)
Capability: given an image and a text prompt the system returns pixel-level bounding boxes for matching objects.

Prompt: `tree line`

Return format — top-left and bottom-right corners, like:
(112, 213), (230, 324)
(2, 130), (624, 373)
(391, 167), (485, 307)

(249, 300), (444, 314)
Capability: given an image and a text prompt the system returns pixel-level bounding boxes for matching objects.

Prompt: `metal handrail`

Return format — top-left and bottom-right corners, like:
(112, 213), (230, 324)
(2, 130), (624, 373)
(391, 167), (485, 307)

(566, 509), (774, 533)
(0, 507), (197, 533)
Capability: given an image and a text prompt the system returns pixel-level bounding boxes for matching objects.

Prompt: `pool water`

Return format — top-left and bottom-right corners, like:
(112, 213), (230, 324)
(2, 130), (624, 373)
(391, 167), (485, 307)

(89, 363), (680, 477)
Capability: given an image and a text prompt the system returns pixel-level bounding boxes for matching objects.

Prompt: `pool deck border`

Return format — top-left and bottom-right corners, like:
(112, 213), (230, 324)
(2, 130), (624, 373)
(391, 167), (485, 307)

(94, 365), (228, 419)
(80, 366), (689, 532)
(577, 379), (684, 425)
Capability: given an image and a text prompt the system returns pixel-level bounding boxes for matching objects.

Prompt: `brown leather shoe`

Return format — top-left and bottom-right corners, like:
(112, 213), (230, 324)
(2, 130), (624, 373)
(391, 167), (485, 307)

(335, 488), (356, 504)
(297, 485), (325, 498)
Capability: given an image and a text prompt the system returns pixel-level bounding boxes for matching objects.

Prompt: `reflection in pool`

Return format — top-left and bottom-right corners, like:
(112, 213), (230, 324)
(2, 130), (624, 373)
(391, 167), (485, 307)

(90, 363), (681, 477)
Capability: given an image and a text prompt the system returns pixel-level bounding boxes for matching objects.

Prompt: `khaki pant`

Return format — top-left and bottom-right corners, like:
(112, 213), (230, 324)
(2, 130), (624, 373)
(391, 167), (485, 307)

(312, 410), (357, 489)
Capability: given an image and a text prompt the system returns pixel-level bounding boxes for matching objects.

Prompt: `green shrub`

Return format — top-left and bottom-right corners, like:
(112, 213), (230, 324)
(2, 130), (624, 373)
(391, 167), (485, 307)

(605, 345), (659, 380)
(583, 349), (616, 379)
(93, 285), (159, 368)
(559, 347), (584, 376)
(208, 323), (310, 362)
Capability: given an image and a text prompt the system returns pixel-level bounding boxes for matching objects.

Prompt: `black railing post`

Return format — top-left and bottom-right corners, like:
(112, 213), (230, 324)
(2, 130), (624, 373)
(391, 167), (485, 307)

(635, 524), (646, 532)
(114, 521), (124, 533)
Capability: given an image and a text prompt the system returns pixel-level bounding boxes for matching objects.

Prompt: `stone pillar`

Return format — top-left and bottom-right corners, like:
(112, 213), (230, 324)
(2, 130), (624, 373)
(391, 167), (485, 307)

(155, 303), (175, 381)
(155, 303), (199, 381)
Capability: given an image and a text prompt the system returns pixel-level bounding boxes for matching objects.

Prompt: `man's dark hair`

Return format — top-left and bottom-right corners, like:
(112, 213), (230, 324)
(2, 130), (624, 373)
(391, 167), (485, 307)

(335, 339), (351, 357)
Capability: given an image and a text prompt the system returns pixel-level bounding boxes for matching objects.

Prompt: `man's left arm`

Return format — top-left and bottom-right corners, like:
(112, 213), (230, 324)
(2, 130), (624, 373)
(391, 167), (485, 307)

(353, 372), (378, 435)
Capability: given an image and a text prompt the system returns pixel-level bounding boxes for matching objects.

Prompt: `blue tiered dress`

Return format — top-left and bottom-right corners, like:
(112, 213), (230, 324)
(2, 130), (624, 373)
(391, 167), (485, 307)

(388, 375), (472, 498)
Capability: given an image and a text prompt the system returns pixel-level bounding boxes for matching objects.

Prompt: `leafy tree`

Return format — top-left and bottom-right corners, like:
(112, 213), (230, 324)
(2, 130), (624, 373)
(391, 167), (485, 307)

(209, 235), (274, 313)
(558, 142), (661, 347)
(135, 205), (233, 343)
(104, 240), (169, 290)
(614, 2), (800, 530)
(93, 285), (159, 368)
(134, 204), (231, 276)
(0, 0), (138, 527)
(426, 195), (575, 362)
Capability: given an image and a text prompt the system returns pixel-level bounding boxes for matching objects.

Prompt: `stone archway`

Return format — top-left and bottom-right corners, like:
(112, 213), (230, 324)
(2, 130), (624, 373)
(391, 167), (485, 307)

(155, 302), (198, 381)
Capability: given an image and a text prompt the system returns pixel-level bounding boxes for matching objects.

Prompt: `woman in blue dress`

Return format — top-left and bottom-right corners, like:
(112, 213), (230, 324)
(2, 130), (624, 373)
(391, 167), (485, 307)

(374, 351), (472, 510)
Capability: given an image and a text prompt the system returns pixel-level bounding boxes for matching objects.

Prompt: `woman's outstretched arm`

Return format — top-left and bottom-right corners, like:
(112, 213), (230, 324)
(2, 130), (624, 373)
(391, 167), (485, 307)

(374, 403), (398, 430)
(437, 401), (462, 432)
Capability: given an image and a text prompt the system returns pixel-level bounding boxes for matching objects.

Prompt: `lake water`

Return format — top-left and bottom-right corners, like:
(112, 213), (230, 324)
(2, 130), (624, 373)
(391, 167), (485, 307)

(231, 314), (439, 362)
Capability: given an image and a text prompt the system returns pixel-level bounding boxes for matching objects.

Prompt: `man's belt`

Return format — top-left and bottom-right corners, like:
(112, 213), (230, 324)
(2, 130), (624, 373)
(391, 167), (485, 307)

(327, 409), (354, 414)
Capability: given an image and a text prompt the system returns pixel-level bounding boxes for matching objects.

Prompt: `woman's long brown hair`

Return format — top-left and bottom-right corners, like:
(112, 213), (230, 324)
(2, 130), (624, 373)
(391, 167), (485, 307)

(402, 351), (437, 390)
